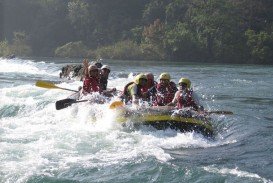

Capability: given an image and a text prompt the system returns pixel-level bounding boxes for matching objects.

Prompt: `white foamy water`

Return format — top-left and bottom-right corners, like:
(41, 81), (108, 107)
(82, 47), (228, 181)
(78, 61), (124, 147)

(0, 58), (58, 76)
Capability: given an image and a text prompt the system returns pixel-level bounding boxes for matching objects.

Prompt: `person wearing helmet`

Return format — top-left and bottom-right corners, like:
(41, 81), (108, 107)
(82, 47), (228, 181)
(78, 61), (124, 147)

(81, 59), (102, 95)
(141, 73), (157, 92)
(141, 73), (157, 103)
(153, 73), (177, 106)
(100, 65), (111, 90)
(91, 61), (103, 68)
(167, 78), (203, 111)
(120, 73), (148, 105)
(100, 65), (117, 96)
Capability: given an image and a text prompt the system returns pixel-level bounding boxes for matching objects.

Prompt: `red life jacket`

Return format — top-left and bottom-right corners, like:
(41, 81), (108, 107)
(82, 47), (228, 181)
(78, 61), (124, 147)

(141, 81), (157, 102)
(154, 81), (177, 106)
(82, 76), (101, 93)
(177, 89), (198, 110)
(141, 81), (157, 93)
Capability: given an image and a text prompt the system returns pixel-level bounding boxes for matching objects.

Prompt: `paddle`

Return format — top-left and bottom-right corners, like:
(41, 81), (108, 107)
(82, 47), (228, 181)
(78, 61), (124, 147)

(55, 98), (88, 110)
(109, 101), (124, 109)
(109, 101), (233, 115)
(35, 80), (78, 92)
(205, 110), (233, 115)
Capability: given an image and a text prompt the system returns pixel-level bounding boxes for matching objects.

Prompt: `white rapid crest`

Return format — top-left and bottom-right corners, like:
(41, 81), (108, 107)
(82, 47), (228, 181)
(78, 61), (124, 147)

(0, 58), (58, 76)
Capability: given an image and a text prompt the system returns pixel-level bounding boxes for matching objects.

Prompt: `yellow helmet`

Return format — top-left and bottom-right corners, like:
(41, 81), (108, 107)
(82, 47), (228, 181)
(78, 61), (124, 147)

(159, 73), (171, 80)
(134, 73), (147, 84)
(178, 78), (191, 88)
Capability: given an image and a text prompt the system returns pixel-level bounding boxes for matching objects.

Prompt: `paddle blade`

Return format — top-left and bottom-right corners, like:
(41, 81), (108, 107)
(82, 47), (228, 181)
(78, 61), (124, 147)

(109, 101), (124, 109)
(36, 80), (78, 92)
(36, 80), (59, 89)
(55, 98), (76, 110)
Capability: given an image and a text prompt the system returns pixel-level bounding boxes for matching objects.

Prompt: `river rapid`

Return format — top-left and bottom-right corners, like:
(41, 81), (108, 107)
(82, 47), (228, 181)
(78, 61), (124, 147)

(0, 57), (273, 183)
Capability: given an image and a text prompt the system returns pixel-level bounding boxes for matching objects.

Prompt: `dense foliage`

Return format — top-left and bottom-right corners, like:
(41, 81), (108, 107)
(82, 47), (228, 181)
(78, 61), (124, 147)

(1, 0), (273, 64)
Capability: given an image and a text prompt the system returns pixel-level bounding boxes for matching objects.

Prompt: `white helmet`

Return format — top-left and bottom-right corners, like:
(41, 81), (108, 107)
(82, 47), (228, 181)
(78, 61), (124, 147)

(88, 64), (98, 72)
(101, 65), (110, 71)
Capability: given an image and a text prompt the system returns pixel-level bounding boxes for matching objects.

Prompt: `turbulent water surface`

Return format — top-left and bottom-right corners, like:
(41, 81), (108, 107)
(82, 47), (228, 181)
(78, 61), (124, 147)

(0, 57), (272, 183)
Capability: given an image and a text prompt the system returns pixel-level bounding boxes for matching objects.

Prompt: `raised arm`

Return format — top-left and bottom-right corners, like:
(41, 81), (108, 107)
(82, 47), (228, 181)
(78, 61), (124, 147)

(83, 59), (89, 77)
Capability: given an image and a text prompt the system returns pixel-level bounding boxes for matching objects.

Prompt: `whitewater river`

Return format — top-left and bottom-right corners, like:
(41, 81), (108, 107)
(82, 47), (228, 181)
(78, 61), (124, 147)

(0, 57), (272, 183)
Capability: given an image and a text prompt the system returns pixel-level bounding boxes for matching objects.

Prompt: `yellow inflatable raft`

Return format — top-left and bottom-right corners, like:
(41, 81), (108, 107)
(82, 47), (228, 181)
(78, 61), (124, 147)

(113, 106), (214, 137)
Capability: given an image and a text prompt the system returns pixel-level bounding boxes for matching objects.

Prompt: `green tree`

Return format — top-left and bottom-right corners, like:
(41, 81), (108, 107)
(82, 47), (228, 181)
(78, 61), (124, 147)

(130, 26), (144, 44)
(165, 22), (204, 60)
(9, 31), (32, 56)
(68, 0), (93, 45)
(2, 0), (273, 63)
(143, 0), (170, 24)
(3, 0), (73, 56)
(29, 0), (73, 56)
(55, 41), (88, 58)
(93, 40), (144, 60)
(229, 0), (273, 31)
(188, 0), (246, 62)
(245, 29), (273, 63)
(165, 0), (190, 25)
(141, 19), (166, 60)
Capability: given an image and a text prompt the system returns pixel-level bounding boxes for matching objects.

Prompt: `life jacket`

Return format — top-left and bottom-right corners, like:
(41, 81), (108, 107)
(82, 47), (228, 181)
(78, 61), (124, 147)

(121, 82), (142, 104)
(141, 81), (157, 102)
(100, 76), (108, 91)
(177, 89), (198, 110)
(154, 81), (177, 106)
(82, 76), (101, 93)
(141, 81), (157, 93)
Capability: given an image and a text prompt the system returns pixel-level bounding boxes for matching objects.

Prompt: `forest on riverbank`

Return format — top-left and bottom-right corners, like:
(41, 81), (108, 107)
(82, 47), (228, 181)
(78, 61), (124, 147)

(1, 0), (273, 64)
